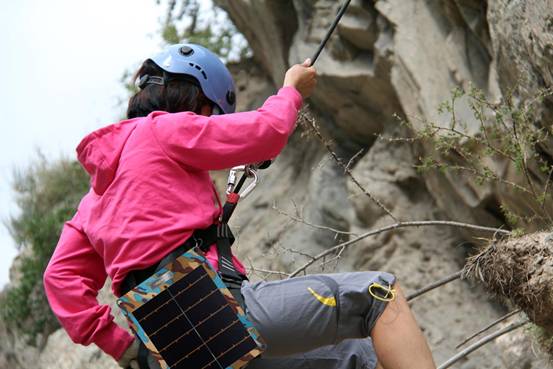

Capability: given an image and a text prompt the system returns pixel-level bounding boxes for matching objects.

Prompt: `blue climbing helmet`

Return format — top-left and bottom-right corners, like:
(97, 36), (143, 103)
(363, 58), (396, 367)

(147, 43), (236, 114)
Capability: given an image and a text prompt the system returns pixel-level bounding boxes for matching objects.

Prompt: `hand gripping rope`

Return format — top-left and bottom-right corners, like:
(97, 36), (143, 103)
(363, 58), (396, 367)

(218, 0), (353, 293)
(222, 0), (353, 206)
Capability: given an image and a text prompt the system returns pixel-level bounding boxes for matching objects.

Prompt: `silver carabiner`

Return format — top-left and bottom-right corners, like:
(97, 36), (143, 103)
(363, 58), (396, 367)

(226, 165), (259, 198)
(239, 169), (258, 198)
(226, 165), (244, 194)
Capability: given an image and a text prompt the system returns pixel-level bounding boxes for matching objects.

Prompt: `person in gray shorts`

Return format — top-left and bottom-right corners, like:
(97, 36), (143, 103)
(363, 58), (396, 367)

(44, 44), (437, 369)
(138, 270), (435, 369)
(243, 271), (436, 369)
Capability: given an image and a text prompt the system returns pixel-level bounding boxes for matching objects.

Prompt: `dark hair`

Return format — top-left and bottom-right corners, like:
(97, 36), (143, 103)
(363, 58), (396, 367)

(126, 59), (209, 119)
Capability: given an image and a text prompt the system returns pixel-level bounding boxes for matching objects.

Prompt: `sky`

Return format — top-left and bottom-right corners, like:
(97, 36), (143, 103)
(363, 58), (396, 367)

(0, 1), (168, 287)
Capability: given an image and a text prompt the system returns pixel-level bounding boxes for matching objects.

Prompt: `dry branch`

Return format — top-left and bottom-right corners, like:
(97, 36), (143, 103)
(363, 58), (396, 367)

(289, 221), (510, 278)
(245, 257), (290, 281)
(297, 108), (399, 222)
(437, 320), (529, 369)
(406, 271), (462, 302)
(272, 205), (359, 236)
(456, 309), (523, 349)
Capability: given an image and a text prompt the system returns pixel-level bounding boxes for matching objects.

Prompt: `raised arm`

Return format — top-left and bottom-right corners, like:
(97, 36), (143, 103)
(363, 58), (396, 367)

(150, 86), (302, 170)
(43, 214), (134, 360)
(150, 60), (317, 170)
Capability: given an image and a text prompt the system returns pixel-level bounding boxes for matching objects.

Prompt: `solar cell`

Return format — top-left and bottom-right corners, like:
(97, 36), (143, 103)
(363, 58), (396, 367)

(118, 249), (264, 369)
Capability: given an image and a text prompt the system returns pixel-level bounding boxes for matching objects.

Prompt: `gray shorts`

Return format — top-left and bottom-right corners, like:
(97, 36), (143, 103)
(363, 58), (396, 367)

(247, 339), (378, 369)
(242, 271), (396, 369)
(141, 271), (395, 369)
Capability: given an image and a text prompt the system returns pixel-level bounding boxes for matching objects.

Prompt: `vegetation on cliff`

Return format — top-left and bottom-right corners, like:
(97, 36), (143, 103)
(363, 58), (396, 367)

(1, 156), (89, 345)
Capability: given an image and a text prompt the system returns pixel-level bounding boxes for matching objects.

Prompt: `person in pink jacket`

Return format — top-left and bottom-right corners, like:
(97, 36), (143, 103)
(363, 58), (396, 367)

(43, 44), (436, 369)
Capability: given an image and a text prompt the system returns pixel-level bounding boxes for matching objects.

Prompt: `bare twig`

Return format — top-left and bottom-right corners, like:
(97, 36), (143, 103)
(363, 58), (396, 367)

(317, 245), (346, 270)
(442, 163), (533, 196)
(245, 257), (290, 280)
(510, 106), (540, 200)
(438, 320), (529, 369)
(273, 205), (359, 236)
(541, 165), (553, 212)
(247, 267), (290, 278)
(456, 309), (523, 349)
(278, 245), (317, 262)
(345, 149), (365, 171)
(451, 93), (458, 130)
(298, 109), (399, 222)
(431, 122), (516, 162)
(375, 133), (418, 144)
(406, 271), (462, 302)
(289, 221), (511, 278)
(473, 102), (516, 162)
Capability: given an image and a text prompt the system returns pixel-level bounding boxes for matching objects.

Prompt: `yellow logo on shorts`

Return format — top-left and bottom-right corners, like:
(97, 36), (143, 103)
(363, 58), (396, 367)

(307, 287), (337, 307)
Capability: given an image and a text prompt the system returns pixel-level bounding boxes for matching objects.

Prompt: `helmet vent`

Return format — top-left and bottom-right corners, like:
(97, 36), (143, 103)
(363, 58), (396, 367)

(188, 62), (208, 80)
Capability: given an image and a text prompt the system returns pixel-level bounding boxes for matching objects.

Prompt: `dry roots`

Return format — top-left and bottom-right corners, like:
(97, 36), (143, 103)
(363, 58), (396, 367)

(463, 232), (553, 356)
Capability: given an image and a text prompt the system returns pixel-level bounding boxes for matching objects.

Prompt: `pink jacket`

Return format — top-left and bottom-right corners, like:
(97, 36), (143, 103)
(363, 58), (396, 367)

(43, 87), (302, 360)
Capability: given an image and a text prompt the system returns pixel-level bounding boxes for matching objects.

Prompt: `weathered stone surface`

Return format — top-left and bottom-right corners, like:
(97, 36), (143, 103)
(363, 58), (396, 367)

(0, 281), (125, 369)
(489, 0), (553, 116)
(215, 0), (298, 86)
(345, 131), (508, 367)
(4, 0), (553, 368)
(496, 329), (551, 369)
(215, 0), (553, 367)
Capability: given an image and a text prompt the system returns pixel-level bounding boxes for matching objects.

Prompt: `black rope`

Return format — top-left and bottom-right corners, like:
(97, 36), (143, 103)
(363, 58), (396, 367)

(233, 173), (248, 194)
(310, 0), (352, 66)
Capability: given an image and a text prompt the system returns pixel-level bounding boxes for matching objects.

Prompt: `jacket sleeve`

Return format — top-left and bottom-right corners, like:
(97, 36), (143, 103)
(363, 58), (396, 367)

(43, 213), (134, 360)
(150, 86), (303, 170)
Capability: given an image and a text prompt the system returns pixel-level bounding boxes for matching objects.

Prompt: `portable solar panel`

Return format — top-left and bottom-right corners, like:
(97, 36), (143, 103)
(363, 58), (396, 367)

(117, 248), (265, 369)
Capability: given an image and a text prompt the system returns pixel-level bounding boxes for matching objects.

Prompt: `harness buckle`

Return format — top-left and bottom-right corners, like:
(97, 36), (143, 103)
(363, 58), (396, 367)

(192, 234), (203, 249)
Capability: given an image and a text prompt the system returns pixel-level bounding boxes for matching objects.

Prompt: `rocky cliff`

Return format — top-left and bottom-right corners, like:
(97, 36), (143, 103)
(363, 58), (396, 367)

(214, 1), (553, 367)
(2, 1), (552, 368)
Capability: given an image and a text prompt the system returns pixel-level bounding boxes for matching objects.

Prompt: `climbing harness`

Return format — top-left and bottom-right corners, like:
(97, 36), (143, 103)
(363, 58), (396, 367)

(117, 166), (264, 369)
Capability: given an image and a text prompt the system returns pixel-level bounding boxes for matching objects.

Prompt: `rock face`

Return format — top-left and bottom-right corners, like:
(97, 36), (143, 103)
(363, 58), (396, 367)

(3, 0), (553, 368)
(214, 0), (553, 367)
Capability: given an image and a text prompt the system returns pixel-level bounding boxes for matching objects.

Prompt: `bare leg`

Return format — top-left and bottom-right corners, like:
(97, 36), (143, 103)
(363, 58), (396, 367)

(371, 283), (436, 369)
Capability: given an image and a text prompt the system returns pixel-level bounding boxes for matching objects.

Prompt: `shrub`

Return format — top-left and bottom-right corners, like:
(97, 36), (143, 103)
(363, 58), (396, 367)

(1, 155), (89, 345)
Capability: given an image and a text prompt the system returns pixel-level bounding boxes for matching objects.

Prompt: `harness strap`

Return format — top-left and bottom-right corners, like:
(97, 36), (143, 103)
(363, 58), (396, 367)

(221, 192), (240, 223)
(120, 225), (218, 295)
(217, 192), (248, 306)
(137, 344), (150, 369)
